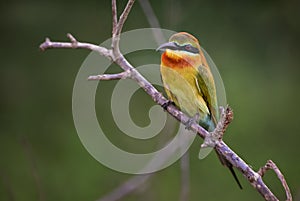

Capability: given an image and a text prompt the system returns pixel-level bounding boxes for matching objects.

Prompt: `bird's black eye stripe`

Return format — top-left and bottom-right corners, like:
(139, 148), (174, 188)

(172, 42), (199, 53)
(182, 44), (199, 53)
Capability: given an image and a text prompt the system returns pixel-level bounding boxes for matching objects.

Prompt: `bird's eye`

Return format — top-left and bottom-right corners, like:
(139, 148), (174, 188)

(183, 44), (199, 53)
(185, 45), (192, 51)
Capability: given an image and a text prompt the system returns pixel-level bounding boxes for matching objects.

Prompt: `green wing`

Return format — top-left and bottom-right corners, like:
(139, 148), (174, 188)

(196, 64), (219, 129)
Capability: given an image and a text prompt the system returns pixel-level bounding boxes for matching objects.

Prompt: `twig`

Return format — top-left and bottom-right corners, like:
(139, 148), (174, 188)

(39, 35), (112, 60)
(20, 136), (46, 201)
(215, 141), (279, 201)
(111, 0), (135, 58)
(217, 105), (234, 135)
(201, 105), (234, 148)
(138, 0), (165, 45)
(96, 118), (178, 201)
(39, 0), (292, 201)
(0, 169), (15, 201)
(88, 71), (131, 80)
(67, 33), (78, 46)
(258, 160), (292, 201)
(96, 174), (152, 201)
(115, 0), (135, 36)
(112, 0), (118, 34)
(179, 152), (190, 201)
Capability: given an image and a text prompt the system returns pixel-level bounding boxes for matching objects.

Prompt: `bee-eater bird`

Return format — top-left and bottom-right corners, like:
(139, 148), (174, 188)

(157, 32), (242, 189)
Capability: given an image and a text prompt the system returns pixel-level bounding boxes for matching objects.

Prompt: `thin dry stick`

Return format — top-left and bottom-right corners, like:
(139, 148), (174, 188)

(258, 160), (292, 201)
(39, 0), (292, 200)
(111, 0), (135, 59)
(97, 174), (152, 201)
(202, 106), (234, 148)
(0, 169), (15, 201)
(40, 37), (112, 60)
(116, 0), (135, 36)
(138, 0), (165, 45)
(179, 152), (190, 201)
(96, 119), (178, 201)
(20, 136), (46, 201)
(112, 0), (117, 34)
(88, 71), (131, 81)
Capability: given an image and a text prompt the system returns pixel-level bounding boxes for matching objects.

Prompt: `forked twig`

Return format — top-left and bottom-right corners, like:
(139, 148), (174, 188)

(258, 160), (292, 201)
(39, 35), (112, 59)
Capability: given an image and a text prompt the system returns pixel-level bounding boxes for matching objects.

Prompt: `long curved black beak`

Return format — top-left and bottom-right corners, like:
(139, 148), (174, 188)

(156, 41), (178, 52)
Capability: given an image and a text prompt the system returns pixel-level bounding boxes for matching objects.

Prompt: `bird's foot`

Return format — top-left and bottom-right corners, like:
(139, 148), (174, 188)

(162, 100), (175, 111)
(185, 113), (200, 130)
(201, 132), (219, 148)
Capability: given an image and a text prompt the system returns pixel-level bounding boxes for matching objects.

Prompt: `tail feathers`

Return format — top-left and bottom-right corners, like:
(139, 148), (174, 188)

(227, 163), (243, 189)
(215, 150), (243, 189)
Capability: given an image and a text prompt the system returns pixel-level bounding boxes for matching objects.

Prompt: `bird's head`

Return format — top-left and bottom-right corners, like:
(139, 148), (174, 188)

(157, 32), (204, 68)
(157, 32), (201, 57)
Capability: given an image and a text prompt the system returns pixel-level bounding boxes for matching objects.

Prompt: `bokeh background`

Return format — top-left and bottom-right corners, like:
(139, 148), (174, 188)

(1, 0), (300, 200)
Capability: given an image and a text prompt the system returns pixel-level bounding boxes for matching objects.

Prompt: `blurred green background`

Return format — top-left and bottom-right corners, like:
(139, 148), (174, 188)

(1, 0), (300, 200)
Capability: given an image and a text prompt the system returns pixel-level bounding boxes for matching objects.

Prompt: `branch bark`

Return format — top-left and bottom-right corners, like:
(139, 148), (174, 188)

(39, 36), (112, 60)
(88, 71), (131, 81)
(258, 160), (292, 201)
(39, 0), (292, 201)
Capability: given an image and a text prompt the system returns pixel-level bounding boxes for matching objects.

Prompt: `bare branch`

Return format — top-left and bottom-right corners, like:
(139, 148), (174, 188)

(67, 33), (78, 46)
(111, 0), (135, 58)
(88, 71), (131, 81)
(39, 35), (112, 60)
(218, 105), (234, 134)
(258, 160), (292, 201)
(115, 0), (135, 36)
(215, 141), (279, 201)
(112, 0), (118, 34)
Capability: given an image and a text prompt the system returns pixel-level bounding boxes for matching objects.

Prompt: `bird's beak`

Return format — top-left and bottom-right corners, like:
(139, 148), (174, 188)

(156, 42), (178, 52)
